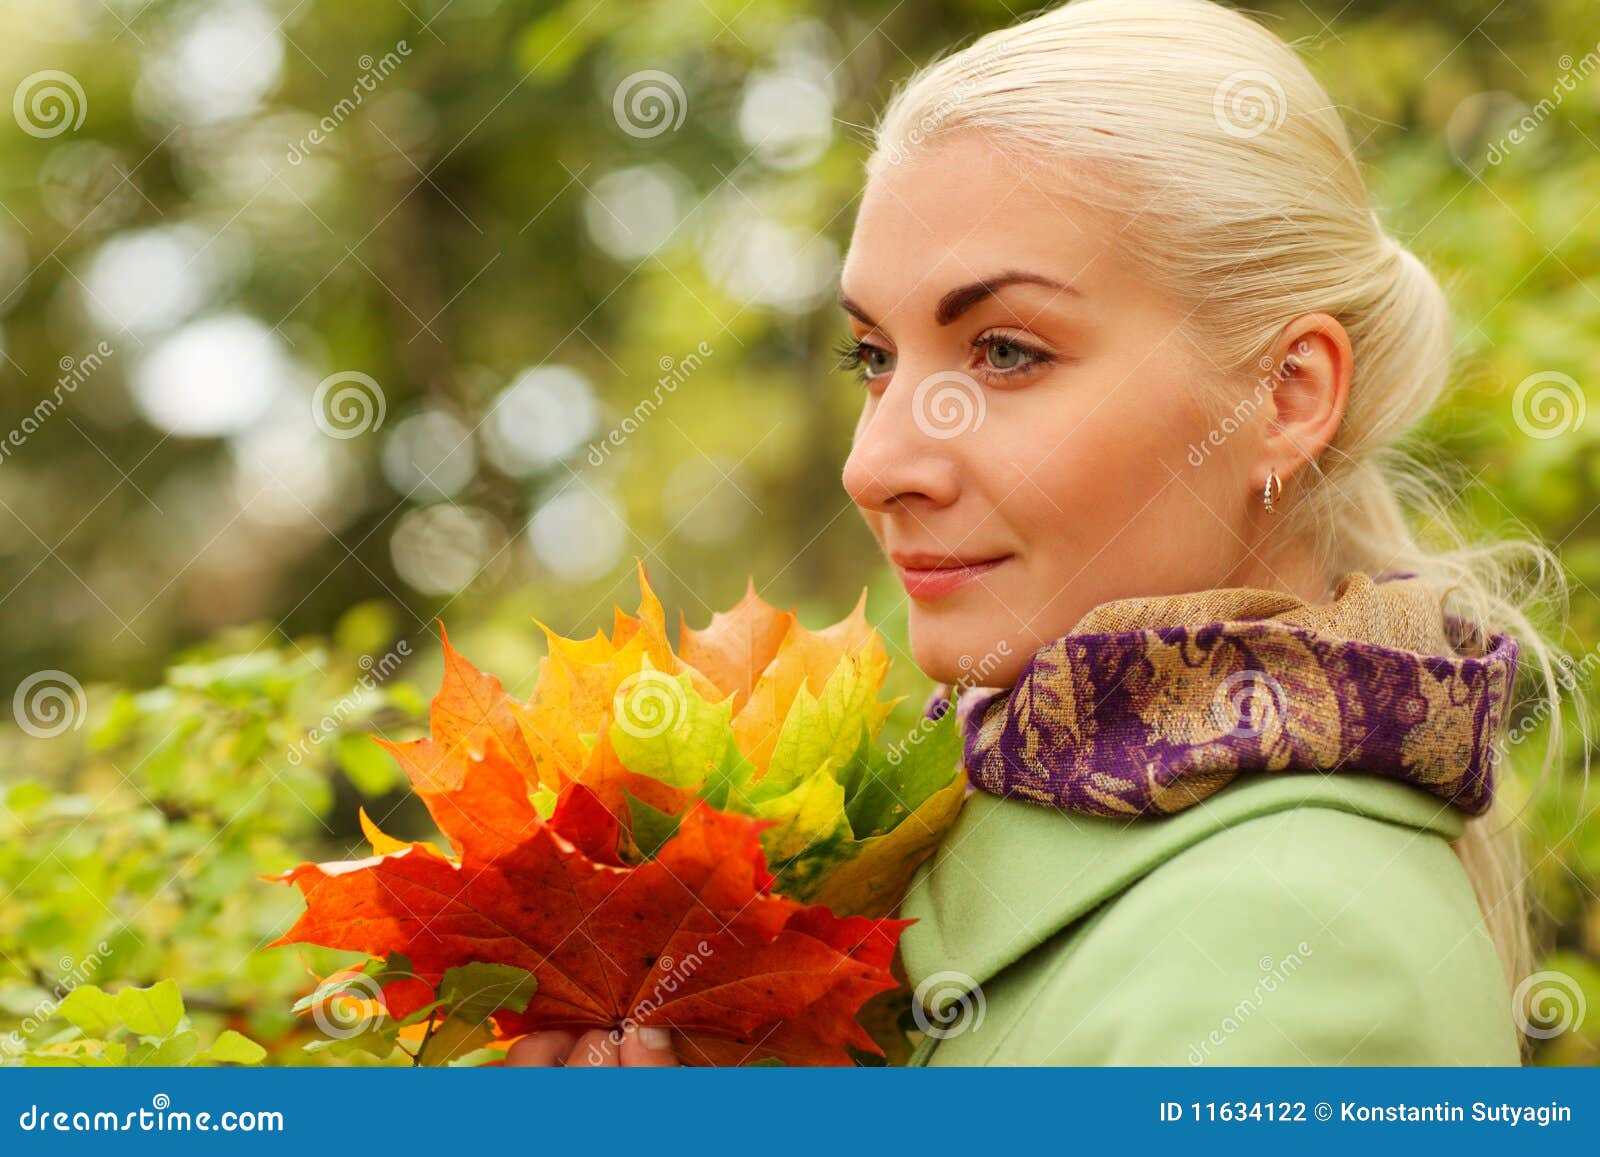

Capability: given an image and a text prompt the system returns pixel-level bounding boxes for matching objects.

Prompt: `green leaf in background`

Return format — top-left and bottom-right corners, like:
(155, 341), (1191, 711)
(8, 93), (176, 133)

(337, 733), (401, 796)
(415, 962), (539, 1067)
(24, 1039), (129, 1068)
(26, 979), (268, 1068)
(53, 985), (123, 1038)
(204, 1029), (269, 1065)
(435, 962), (539, 1018)
(128, 1029), (200, 1067)
(113, 979), (184, 1038)
(303, 1026), (399, 1061)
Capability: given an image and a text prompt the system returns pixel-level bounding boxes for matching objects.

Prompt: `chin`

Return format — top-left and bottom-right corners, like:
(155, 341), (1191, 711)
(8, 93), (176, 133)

(907, 608), (1029, 689)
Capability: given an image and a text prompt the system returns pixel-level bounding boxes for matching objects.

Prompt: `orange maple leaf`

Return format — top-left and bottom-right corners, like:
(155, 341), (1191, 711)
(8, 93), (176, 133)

(271, 740), (908, 1066)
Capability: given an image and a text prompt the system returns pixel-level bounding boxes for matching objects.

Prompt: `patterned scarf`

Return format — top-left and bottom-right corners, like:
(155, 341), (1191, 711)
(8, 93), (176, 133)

(925, 571), (1519, 818)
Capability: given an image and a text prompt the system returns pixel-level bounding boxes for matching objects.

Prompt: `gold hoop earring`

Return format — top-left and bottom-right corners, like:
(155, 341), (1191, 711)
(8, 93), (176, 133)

(1262, 469), (1282, 514)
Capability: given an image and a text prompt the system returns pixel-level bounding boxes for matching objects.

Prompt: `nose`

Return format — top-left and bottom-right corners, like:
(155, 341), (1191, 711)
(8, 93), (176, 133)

(841, 368), (966, 514)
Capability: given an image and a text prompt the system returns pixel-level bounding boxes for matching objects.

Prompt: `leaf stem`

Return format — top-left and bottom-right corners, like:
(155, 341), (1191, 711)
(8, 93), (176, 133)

(413, 1006), (439, 1067)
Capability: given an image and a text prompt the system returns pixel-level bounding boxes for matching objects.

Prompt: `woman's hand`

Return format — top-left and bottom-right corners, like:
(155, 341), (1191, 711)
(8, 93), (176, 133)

(504, 1025), (679, 1067)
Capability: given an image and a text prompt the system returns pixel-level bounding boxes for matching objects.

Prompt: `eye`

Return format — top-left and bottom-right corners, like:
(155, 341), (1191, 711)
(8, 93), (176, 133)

(971, 332), (1052, 379)
(984, 339), (1029, 370)
(833, 336), (896, 383)
(862, 345), (896, 378)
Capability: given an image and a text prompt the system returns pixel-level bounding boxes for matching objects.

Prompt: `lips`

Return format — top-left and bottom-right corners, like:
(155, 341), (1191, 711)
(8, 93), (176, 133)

(889, 551), (1012, 600)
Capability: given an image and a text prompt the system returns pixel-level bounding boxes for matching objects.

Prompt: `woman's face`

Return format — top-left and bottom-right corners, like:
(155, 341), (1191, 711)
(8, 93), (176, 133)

(839, 133), (1264, 687)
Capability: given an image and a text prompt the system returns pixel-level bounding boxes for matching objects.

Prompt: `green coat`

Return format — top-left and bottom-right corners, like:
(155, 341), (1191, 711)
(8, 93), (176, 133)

(898, 774), (1522, 1066)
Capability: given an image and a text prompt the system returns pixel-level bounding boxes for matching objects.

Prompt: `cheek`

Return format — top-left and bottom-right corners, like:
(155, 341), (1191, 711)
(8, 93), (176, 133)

(860, 510), (886, 547)
(977, 385), (1181, 553)
(977, 372), (1244, 618)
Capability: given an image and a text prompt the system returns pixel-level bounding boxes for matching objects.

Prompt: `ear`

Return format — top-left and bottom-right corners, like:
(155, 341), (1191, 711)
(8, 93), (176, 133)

(1257, 312), (1352, 492)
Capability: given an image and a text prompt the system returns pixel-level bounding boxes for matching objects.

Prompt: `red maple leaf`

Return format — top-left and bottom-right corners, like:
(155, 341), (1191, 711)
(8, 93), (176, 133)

(270, 739), (909, 1066)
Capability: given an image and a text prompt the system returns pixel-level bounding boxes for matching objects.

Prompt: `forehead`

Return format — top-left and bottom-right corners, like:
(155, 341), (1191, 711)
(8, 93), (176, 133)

(841, 135), (1119, 304)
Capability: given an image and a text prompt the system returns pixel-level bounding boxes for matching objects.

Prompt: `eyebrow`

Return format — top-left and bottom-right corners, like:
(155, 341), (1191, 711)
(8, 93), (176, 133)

(837, 269), (1078, 329)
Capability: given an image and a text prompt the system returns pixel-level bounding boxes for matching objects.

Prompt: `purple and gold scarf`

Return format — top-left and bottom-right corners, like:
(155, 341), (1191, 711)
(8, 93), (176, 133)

(925, 571), (1519, 818)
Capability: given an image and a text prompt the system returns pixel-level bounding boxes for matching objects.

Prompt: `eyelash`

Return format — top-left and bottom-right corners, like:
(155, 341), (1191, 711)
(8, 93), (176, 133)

(831, 332), (1055, 386)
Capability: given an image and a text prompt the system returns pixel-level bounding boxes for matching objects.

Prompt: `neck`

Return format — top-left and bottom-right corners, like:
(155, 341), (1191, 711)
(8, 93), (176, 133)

(1223, 540), (1335, 606)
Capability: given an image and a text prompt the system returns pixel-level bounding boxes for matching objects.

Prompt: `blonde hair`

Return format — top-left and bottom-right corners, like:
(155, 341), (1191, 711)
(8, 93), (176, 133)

(869, 0), (1578, 1055)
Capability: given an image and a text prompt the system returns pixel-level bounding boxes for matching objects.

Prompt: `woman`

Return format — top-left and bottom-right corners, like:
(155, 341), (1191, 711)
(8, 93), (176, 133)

(512, 0), (1567, 1066)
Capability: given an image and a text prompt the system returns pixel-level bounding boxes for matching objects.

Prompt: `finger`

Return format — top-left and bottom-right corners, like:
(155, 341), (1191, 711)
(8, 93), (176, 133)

(618, 1025), (679, 1067)
(566, 1029), (620, 1067)
(505, 1031), (578, 1067)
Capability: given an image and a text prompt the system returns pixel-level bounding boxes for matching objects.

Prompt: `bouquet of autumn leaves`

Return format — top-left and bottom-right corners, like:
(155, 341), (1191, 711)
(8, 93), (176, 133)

(268, 566), (966, 1066)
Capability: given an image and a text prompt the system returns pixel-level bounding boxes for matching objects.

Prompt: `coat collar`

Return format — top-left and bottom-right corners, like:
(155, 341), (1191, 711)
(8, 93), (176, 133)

(897, 772), (1465, 1002)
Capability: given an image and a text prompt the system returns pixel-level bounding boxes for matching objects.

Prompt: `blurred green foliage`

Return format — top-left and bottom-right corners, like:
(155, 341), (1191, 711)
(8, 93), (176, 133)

(1, 0), (1597, 1064)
